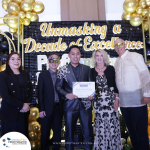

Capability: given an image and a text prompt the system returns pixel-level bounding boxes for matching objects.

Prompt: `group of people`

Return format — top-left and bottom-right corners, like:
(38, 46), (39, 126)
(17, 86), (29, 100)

(0, 38), (150, 150)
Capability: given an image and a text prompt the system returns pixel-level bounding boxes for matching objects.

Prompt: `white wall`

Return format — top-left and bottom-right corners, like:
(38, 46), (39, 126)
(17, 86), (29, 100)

(105, 0), (124, 20)
(0, 0), (125, 33)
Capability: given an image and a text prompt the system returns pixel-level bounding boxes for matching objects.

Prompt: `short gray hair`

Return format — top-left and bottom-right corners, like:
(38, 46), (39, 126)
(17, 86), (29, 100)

(92, 49), (110, 67)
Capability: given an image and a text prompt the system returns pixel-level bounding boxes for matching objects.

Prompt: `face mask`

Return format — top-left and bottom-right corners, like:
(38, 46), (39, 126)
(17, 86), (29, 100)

(48, 58), (60, 64)
(114, 42), (124, 49)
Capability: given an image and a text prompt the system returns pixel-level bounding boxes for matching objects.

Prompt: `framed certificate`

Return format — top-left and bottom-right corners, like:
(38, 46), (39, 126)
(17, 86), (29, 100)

(73, 82), (95, 98)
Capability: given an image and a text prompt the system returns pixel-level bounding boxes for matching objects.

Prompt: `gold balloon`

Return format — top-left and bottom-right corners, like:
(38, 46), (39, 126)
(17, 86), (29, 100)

(136, 6), (143, 14)
(2, 3), (8, 10)
(146, 0), (150, 6)
(1, 64), (6, 71)
(2, 0), (8, 4)
(30, 141), (38, 150)
(127, 136), (133, 148)
(9, 27), (17, 33)
(37, 132), (41, 141)
(49, 129), (53, 140)
(28, 121), (39, 132)
(13, 32), (18, 39)
(123, 0), (138, 13)
(130, 14), (142, 26)
(24, 0), (35, 3)
(3, 14), (11, 24)
(30, 12), (38, 22)
(7, 2), (20, 15)
(7, 16), (18, 29)
(26, 12), (32, 19)
(29, 132), (37, 141)
(142, 8), (148, 16)
(32, 123), (40, 132)
(33, 1), (44, 13)
(35, 140), (41, 150)
(122, 12), (131, 20)
(143, 21), (149, 32)
(20, 1), (33, 12)
(5, 0), (12, 3)
(139, 0), (147, 8)
(18, 11), (25, 19)
(30, 107), (39, 118)
(12, 0), (23, 4)
(23, 18), (30, 26)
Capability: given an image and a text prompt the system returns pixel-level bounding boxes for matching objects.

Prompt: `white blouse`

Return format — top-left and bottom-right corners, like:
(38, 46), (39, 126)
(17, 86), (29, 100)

(114, 50), (150, 107)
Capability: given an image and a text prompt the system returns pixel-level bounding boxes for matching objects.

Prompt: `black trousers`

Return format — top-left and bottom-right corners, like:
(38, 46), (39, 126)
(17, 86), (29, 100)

(1, 112), (29, 138)
(120, 105), (149, 150)
(64, 101), (93, 150)
(41, 104), (62, 150)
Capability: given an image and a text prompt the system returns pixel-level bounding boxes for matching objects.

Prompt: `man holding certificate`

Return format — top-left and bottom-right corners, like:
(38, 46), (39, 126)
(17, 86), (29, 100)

(56, 45), (94, 150)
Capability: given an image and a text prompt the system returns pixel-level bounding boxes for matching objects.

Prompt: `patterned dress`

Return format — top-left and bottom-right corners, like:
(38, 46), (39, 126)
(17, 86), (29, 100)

(94, 74), (122, 150)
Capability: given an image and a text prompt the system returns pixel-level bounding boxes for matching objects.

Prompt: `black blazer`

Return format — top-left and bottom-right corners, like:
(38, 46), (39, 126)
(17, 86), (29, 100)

(0, 70), (32, 122)
(38, 70), (63, 116)
(91, 65), (118, 93)
(55, 63), (91, 111)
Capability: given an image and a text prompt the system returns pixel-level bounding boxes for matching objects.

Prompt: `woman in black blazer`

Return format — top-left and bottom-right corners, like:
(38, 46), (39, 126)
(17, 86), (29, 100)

(0, 52), (32, 137)
(91, 49), (122, 150)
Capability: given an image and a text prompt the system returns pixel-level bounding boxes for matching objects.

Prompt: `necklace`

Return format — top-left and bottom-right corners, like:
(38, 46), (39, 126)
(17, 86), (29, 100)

(97, 66), (105, 72)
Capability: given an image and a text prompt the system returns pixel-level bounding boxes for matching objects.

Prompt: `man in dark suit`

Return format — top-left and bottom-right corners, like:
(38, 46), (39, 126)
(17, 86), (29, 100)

(38, 53), (63, 150)
(56, 45), (94, 150)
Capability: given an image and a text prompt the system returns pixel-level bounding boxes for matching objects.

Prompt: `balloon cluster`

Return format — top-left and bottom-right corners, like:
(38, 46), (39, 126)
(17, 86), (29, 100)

(2, 0), (44, 42)
(28, 107), (41, 150)
(122, 0), (150, 29)
(0, 31), (18, 72)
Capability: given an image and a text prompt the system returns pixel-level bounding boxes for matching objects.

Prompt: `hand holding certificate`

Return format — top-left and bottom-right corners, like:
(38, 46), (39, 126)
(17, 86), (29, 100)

(73, 82), (95, 98)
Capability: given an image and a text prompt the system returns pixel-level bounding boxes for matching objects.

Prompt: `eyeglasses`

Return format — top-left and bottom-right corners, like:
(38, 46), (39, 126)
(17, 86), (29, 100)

(114, 42), (125, 49)
(48, 58), (60, 64)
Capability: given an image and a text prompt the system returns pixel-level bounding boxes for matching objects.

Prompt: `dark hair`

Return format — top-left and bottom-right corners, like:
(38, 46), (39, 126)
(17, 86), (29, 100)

(69, 45), (81, 53)
(48, 53), (60, 59)
(5, 52), (23, 75)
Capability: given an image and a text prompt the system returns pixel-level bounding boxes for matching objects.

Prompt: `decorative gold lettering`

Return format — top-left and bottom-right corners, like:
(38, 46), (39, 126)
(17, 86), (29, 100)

(84, 36), (92, 51)
(40, 23), (48, 37)
(76, 38), (82, 46)
(105, 41), (111, 49)
(136, 41), (143, 49)
(113, 25), (122, 34)
(100, 26), (107, 39)
(99, 41), (105, 49)
(125, 41), (131, 49)
(41, 43), (47, 51)
(68, 27), (76, 36)
(24, 38), (36, 53)
(35, 43), (41, 52)
(131, 41), (136, 49)
(76, 26), (83, 36)
(83, 23), (91, 35)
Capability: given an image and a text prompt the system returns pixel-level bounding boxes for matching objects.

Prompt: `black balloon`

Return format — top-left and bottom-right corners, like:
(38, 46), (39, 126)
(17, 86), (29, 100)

(0, 41), (9, 51)
(3, 32), (12, 41)
(0, 35), (4, 42)
(1, 54), (8, 64)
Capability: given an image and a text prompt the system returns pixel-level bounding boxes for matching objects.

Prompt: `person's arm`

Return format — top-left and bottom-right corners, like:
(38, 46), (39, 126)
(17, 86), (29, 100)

(26, 72), (33, 103)
(38, 73), (45, 112)
(112, 66), (118, 93)
(55, 67), (69, 99)
(133, 54), (150, 103)
(114, 93), (119, 111)
(0, 72), (23, 109)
